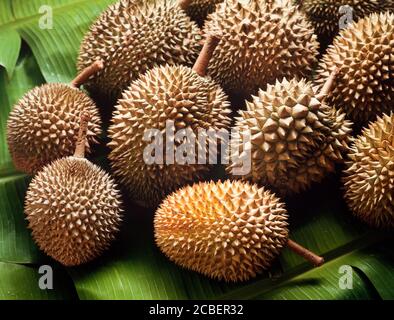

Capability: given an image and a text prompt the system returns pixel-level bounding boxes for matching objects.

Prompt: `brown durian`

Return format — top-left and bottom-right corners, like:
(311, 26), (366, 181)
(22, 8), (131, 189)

(228, 71), (353, 195)
(6, 62), (103, 174)
(343, 113), (394, 229)
(203, 0), (319, 97)
(315, 12), (394, 127)
(108, 35), (231, 207)
(25, 114), (123, 266)
(77, 0), (202, 103)
(295, 0), (394, 45)
(155, 180), (324, 282)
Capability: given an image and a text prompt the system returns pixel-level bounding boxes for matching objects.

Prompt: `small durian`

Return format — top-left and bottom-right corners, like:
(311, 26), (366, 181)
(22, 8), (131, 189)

(155, 180), (324, 282)
(228, 70), (353, 195)
(343, 113), (394, 229)
(77, 0), (202, 103)
(315, 12), (394, 127)
(6, 61), (103, 174)
(203, 0), (319, 97)
(108, 34), (231, 207)
(181, 0), (224, 26)
(25, 113), (123, 266)
(295, 0), (394, 46)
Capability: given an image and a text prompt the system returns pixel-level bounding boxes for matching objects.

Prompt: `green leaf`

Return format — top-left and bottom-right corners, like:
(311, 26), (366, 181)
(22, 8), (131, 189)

(0, 29), (21, 77)
(0, 0), (116, 83)
(0, 261), (77, 300)
(0, 174), (43, 264)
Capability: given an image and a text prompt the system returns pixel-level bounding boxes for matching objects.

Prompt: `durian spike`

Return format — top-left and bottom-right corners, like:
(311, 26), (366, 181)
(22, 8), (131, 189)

(74, 112), (90, 158)
(317, 67), (339, 100)
(287, 239), (324, 267)
(71, 60), (104, 88)
(178, 0), (192, 11)
(193, 33), (221, 77)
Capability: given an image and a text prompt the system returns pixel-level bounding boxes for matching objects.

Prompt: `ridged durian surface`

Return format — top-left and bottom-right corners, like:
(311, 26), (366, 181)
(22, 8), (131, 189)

(25, 157), (123, 266)
(77, 0), (202, 101)
(154, 180), (289, 282)
(7, 83), (102, 174)
(343, 113), (394, 229)
(315, 12), (394, 126)
(186, 0), (224, 26)
(203, 0), (319, 96)
(108, 65), (231, 207)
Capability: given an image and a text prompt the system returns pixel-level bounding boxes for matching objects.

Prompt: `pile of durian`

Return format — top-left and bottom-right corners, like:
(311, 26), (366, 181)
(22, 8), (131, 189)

(6, 0), (393, 282)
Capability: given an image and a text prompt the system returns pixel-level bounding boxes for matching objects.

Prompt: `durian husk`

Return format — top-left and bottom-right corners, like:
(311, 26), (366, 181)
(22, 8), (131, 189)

(343, 113), (394, 229)
(154, 180), (289, 282)
(6, 83), (102, 174)
(108, 64), (231, 207)
(227, 78), (352, 195)
(315, 12), (394, 127)
(25, 156), (123, 266)
(77, 0), (202, 103)
(185, 0), (224, 26)
(203, 0), (319, 97)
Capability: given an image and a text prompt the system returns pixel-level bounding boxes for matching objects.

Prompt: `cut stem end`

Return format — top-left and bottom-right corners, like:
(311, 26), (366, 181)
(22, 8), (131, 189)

(71, 60), (104, 88)
(287, 239), (325, 267)
(192, 34), (221, 77)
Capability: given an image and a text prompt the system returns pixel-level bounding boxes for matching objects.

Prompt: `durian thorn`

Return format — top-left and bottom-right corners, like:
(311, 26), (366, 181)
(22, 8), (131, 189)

(240, 18), (251, 33)
(71, 60), (104, 88)
(287, 239), (325, 267)
(193, 33), (221, 77)
(318, 67), (339, 99)
(178, 0), (192, 11)
(74, 112), (91, 158)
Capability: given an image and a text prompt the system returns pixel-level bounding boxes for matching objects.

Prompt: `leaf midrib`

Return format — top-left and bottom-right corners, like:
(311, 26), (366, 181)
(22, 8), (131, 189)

(0, 0), (109, 30)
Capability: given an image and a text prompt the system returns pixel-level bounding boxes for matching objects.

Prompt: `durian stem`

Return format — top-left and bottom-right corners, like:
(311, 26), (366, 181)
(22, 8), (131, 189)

(320, 68), (339, 97)
(287, 239), (324, 267)
(178, 0), (192, 11)
(193, 34), (221, 77)
(71, 60), (104, 88)
(74, 112), (90, 158)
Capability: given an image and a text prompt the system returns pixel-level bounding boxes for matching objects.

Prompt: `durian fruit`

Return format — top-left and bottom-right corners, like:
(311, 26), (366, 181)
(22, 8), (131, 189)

(77, 0), (202, 103)
(108, 34), (231, 207)
(315, 12), (394, 127)
(7, 61), (103, 174)
(343, 113), (394, 229)
(182, 0), (224, 26)
(155, 180), (324, 282)
(203, 0), (319, 97)
(295, 0), (394, 46)
(25, 113), (123, 266)
(227, 70), (353, 195)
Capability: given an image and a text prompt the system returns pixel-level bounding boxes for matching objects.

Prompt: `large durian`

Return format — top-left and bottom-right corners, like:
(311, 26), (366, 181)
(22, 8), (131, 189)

(25, 114), (123, 266)
(228, 71), (353, 195)
(7, 62), (103, 174)
(155, 180), (324, 282)
(343, 113), (394, 229)
(108, 35), (231, 207)
(183, 0), (224, 26)
(295, 0), (394, 45)
(315, 12), (394, 127)
(77, 0), (202, 103)
(203, 0), (319, 97)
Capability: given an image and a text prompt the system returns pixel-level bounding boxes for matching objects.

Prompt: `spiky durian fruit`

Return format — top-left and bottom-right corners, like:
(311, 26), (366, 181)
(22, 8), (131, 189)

(315, 12), (394, 126)
(343, 113), (394, 229)
(295, 0), (394, 45)
(155, 180), (324, 282)
(184, 0), (224, 26)
(203, 0), (319, 97)
(228, 76), (352, 195)
(25, 114), (123, 266)
(7, 80), (102, 174)
(77, 0), (202, 102)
